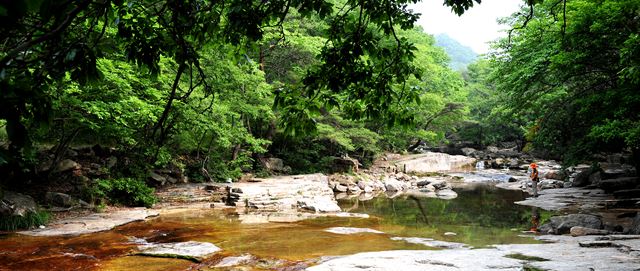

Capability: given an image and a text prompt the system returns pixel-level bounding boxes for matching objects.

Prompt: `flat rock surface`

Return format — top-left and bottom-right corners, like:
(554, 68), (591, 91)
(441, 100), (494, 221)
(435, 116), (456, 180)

(137, 241), (221, 261)
(390, 237), (470, 249)
(19, 208), (159, 236)
(231, 174), (341, 213)
(515, 187), (612, 211)
(308, 235), (640, 271)
(393, 152), (475, 173)
(324, 227), (384, 235)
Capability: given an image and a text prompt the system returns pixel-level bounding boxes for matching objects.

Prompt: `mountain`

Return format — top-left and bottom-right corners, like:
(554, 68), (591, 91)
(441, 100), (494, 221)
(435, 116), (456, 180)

(434, 33), (478, 71)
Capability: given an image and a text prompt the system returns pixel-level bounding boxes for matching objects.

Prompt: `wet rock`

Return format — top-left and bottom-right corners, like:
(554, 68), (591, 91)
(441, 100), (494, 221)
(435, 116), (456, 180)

(54, 159), (80, 173)
(570, 226), (609, 237)
(1, 191), (38, 217)
(598, 177), (638, 192)
(539, 214), (603, 234)
(324, 227), (384, 235)
(45, 192), (73, 207)
(20, 208), (158, 236)
(215, 254), (254, 267)
(137, 241), (221, 262)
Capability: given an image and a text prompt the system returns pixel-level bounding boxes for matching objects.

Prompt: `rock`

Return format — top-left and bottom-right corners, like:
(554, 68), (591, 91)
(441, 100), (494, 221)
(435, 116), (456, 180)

(630, 213), (640, 234)
(149, 171), (167, 186)
(137, 241), (221, 262)
(297, 198), (341, 213)
(45, 192), (73, 207)
(348, 185), (361, 194)
(461, 147), (476, 156)
(1, 191), (38, 217)
(444, 232), (457, 236)
(54, 159), (80, 173)
(391, 237), (469, 249)
(436, 189), (458, 199)
(262, 157), (286, 172)
(572, 170), (591, 187)
(416, 179), (431, 187)
(588, 171), (602, 186)
(544, 170), (563, 180)
(330, 156), (360, 173)
(486, 146), (499, 153)
(598, 177), (638, 192)
(539, 214), (603, 234)
(215, 254), (254, 267)
(569, 226), (609, 237)
(394, 152), (475, 173)
(384, 178), (405, 192)
(421, 184), (436, 192)
(430, 179), (451, 190)
(324, 227), (384, 235)
(334, 184), (348, 192)
(20, 208), (159, 236)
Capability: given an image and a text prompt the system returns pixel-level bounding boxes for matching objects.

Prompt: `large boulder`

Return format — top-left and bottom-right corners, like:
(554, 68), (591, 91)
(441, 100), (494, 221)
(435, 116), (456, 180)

(539, 214), (603, 234)
(45, 192), (73, 208)
(569, 226), (609, 237)
(384, 178), (406, 192)
(1, 191), (38, 217)
(571, 170), (591, 187)
(262, 157), (288, 172)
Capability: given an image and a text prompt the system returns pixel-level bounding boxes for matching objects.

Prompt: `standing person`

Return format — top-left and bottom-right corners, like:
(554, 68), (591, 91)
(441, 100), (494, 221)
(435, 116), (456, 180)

(529, 163), (540, 197)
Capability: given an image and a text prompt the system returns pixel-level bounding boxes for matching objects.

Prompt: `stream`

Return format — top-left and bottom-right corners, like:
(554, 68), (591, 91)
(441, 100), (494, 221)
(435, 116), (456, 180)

(0, 177), (554, 271)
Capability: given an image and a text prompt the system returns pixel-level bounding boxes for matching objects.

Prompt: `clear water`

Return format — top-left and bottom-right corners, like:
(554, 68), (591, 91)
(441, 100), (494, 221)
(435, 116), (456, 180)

(0, 183), (548, 271)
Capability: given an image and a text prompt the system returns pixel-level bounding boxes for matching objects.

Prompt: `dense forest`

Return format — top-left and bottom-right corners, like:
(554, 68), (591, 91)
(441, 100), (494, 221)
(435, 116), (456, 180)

(1, 0), (639, 212)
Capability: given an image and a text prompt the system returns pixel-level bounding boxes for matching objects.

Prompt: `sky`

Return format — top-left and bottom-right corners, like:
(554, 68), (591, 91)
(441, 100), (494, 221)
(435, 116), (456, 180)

(410, 0), (524, 53)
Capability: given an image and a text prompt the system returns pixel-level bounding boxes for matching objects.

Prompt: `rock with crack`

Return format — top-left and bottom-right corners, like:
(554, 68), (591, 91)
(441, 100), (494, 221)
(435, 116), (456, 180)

(136, 241), (221, 262)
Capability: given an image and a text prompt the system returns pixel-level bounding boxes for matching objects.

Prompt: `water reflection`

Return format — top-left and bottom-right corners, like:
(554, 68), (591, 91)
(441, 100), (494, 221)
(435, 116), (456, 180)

(337, 183), (550, 247)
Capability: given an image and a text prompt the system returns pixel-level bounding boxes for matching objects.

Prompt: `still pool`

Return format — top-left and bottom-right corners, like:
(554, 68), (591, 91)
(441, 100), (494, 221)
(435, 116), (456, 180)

(0, 183), (549, 271)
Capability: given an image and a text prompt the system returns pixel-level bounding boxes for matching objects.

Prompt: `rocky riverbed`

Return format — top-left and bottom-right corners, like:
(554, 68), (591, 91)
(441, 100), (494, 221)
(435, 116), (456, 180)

(2, 151), (640, 270)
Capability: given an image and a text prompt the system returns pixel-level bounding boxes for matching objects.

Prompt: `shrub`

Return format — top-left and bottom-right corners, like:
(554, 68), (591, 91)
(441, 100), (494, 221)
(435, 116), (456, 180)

(92, 178), (156, 208)
(0, 211), (50, 231)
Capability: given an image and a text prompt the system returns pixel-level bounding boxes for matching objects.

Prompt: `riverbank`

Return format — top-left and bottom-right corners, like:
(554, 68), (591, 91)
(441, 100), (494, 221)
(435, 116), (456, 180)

(2, 152), (639, 270)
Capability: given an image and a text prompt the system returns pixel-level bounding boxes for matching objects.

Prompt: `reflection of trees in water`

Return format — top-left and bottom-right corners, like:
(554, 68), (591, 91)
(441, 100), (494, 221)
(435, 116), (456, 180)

(339, 184), (541, 229)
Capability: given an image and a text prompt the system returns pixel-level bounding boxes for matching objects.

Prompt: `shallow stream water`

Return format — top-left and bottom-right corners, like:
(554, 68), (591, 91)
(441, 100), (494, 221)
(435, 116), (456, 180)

(0, 183), (549, 271)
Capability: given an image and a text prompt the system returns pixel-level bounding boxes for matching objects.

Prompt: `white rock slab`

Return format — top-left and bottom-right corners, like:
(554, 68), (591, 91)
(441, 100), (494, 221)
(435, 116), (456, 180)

(324, 227), (384, 235)
(137, 241), (221, 261)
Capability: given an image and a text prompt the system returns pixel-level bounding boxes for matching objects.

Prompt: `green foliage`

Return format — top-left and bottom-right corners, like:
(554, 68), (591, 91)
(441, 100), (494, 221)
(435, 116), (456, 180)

(490, 0), (640, 163)
(0, 211), (50, 231)
(91, 178), (156, 208)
